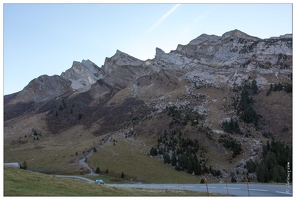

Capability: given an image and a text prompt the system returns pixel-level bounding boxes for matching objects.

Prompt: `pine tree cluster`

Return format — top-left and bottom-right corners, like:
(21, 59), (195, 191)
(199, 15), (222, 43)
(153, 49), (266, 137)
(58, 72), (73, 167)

(266, 82), (292, 96)
(149, 129), (221, 177)
(237, 83), (260, 128)
(254, 140), (292, 183)
(166, 105), (199, 127)
(222, 118), (240, 134)
(218, 134), (242, 158)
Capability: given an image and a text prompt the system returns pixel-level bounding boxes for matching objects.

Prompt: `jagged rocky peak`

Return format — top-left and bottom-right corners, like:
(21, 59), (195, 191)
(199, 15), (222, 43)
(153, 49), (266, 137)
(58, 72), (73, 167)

(24, 75), (69, 91)
(81, 59), (99, 71)
(23, 74), (71, 102)
(279, 34), (292, 38)
(187, 29), (259, 46)
(61, 59), (102, 90)
(221, 29), (260, 41)
(102, 49), (145, 76)
(269, 34), (292, 39)
(107, 49), (144, 66)
(155, 47), (166, 58)
(188, 33), (220, 45)
(63, 59), (100, 76)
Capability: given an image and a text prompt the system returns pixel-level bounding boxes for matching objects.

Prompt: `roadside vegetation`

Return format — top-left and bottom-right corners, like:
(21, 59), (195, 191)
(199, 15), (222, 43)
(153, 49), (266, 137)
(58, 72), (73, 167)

(4, 167), (210, 196)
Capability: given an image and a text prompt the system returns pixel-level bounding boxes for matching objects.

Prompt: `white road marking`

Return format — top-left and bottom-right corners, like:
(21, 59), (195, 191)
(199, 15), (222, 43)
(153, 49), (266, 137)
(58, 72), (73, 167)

(200, 186), (217, 189)
(181, 186), (194, 188)
(275, 191), (292, 195)
(248, 189), (268, 192)
(224, 187), (240, 190)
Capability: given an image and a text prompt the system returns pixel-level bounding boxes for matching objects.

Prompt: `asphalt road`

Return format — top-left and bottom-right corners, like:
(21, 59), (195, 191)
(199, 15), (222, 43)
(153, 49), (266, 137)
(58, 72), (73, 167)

(55, 175), (292, 196)
(107, 183), (293, 196)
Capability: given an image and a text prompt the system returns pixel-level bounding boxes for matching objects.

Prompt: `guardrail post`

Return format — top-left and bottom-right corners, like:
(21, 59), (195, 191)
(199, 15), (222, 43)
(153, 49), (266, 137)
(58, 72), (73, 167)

(225, 178), (229, 195)
(246, 174), (250, 196)
(204, 173), (210, 196)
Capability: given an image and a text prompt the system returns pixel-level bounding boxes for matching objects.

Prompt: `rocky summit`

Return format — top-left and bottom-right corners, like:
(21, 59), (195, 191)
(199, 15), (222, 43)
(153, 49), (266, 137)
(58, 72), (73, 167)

(4, 30), (292, 184)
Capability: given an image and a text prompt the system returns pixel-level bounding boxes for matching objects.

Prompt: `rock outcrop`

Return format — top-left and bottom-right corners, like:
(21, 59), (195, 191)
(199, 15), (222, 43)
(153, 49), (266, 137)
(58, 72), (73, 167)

(61, 59), (102, 90)
(175, 29), (292, 70)
(101, 50), (151, 88)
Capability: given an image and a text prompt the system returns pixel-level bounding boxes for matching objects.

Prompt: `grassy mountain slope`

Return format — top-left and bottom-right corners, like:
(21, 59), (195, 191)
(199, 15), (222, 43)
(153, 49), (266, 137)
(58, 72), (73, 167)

(4, 167), (207, 196)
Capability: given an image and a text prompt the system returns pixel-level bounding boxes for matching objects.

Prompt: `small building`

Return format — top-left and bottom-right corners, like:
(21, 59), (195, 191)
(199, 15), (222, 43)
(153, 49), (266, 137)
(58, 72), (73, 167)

(4, 162), (20, 168)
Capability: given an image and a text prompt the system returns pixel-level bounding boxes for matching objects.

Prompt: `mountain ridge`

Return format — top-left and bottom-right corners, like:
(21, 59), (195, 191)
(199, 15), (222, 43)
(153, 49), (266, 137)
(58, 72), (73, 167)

(4, 29), (292, 183)
(7, 29), (292, 100)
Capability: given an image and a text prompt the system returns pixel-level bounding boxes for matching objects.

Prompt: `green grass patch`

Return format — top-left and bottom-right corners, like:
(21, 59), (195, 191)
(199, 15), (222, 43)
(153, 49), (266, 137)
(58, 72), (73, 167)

(87, 134), (202, 183)
(4, 167), (208, 196)
(4, 125), (99, 175)
(4, 125), (202, 184)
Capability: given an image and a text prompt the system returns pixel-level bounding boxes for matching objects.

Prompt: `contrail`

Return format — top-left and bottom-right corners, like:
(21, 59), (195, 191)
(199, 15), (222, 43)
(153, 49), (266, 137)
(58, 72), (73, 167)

(147, 4), (180, 32)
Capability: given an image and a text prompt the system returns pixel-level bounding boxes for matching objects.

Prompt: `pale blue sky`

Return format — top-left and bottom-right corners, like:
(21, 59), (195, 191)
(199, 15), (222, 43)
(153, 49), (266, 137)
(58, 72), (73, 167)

(3, 3), (293, 95)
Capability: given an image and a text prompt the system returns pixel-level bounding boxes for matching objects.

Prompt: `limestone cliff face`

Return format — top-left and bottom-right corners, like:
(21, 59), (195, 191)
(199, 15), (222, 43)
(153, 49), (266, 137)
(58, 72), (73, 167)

(9, 75), (71, 103)
(175, 29), (292, 70)
(5, 29), (292, 113)
(101, 50), (151, 88)
(61, 59), (102, 90)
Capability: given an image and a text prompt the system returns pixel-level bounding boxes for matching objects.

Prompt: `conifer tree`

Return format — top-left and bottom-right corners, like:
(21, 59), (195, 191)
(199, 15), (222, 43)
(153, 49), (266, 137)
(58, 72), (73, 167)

(171, 153), (177, 166)
(21, 161), (27, 170)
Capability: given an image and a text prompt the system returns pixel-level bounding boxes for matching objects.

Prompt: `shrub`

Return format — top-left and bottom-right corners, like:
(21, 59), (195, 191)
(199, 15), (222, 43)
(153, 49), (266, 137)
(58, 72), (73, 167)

(163, 153), (171, 164)
(246, 159), (257, 173)
(284, 83), (292, 93)
(218, 134), (242, 158)
(96, 167), (101, 174)
(251, 79), (259, 94)
(150, 147), (158, 156)
(230, 172), (237, 183)
(222, 118), (240, 134)
(20, 161), (27, 170)
(262, 132), (274, 139)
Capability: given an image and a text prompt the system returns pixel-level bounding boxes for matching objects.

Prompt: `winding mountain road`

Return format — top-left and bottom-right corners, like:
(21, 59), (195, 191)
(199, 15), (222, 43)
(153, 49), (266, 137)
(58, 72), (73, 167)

(107, 183), (293, 196)
(55, 174), (292, 196)
(60, 138), (292, 196)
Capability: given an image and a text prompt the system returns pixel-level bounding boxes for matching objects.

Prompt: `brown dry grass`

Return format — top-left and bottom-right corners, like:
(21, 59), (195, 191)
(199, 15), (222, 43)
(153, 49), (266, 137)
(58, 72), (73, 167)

(254, 90), (292, 146)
